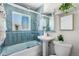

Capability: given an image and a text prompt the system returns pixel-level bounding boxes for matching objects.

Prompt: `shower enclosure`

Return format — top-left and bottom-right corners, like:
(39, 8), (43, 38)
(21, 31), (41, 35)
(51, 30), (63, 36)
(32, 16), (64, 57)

(0, 3), (54, 56)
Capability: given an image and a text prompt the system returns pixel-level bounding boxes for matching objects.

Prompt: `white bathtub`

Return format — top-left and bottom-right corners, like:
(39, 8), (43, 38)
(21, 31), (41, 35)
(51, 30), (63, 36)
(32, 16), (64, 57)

(1, 41), (42, 56)
(9, 44), (42, 56)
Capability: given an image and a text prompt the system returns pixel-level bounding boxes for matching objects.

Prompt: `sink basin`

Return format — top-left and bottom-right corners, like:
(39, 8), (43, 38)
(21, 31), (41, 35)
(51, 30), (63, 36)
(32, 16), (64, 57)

(38, 35), (54, 41)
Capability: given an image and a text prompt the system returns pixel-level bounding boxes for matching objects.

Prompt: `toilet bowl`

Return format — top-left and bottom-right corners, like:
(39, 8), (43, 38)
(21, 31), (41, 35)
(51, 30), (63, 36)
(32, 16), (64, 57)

(53, 41), (72, 56)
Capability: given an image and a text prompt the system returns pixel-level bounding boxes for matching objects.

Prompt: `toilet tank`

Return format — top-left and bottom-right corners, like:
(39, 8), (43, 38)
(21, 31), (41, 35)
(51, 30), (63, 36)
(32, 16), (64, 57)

(54, 41), (72, 56)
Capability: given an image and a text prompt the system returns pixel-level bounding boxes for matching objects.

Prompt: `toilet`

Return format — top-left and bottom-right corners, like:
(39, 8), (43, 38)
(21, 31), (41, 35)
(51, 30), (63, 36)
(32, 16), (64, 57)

(53, 41), (72, 56)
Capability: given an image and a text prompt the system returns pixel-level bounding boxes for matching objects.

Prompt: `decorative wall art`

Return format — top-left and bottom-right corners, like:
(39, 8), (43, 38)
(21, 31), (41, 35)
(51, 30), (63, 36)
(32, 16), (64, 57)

(60, 14), (74, 31)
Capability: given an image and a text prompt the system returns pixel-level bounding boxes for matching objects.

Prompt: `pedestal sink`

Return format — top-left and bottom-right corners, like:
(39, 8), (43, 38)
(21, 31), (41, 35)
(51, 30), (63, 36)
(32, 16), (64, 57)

(38, 35), (55, 56)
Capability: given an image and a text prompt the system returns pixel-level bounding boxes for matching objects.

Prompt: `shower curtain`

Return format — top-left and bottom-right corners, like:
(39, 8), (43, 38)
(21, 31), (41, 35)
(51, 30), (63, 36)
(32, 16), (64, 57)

(0, 4), (7, 46)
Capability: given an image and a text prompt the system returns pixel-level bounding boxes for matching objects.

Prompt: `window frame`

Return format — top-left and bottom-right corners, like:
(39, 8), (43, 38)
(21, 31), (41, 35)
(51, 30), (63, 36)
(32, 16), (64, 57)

(12, 11), (31, 31)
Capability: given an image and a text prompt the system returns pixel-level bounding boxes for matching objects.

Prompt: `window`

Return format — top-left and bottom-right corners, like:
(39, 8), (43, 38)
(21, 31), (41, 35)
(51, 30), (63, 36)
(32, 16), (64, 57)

(12, 12), (31, 31)
(49, 17), (54, 31)
(38, 16), (47, 30)
(38, 15), (54, 31)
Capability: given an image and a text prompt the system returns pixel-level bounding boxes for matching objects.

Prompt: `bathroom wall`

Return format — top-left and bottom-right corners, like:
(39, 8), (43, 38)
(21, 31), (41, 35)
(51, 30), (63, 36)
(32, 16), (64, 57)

(49, 10), (79, 56)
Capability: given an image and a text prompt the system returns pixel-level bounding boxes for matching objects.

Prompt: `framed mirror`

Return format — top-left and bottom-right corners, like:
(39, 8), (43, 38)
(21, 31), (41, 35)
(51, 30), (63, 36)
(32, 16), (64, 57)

(60, 14), (74, 31)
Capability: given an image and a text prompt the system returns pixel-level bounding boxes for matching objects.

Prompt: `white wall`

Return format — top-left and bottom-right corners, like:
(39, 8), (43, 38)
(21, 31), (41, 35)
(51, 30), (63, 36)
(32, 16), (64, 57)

(49, 10), (79, 56)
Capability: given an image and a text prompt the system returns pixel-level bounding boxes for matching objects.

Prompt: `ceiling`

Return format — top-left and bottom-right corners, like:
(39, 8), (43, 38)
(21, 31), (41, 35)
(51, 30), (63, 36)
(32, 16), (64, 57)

(16, 3), (79, 14)
(16, 3), (43, 10)
(43, 3), (61, 14)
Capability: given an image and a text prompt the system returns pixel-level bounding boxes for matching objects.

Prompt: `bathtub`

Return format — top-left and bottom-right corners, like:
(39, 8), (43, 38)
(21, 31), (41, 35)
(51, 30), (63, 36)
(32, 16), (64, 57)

(10, 45), (42, 56)
(1, 40), (42, 56)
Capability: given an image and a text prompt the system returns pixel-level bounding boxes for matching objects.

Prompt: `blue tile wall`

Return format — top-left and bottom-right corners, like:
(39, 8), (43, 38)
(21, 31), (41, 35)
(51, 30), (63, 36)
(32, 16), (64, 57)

(3, 4), (42, 46)
(4, 4), (38, 31)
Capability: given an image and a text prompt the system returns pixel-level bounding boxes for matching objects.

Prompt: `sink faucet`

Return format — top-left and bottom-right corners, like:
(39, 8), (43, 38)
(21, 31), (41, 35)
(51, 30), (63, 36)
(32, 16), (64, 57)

(43, 26), (47, 36)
